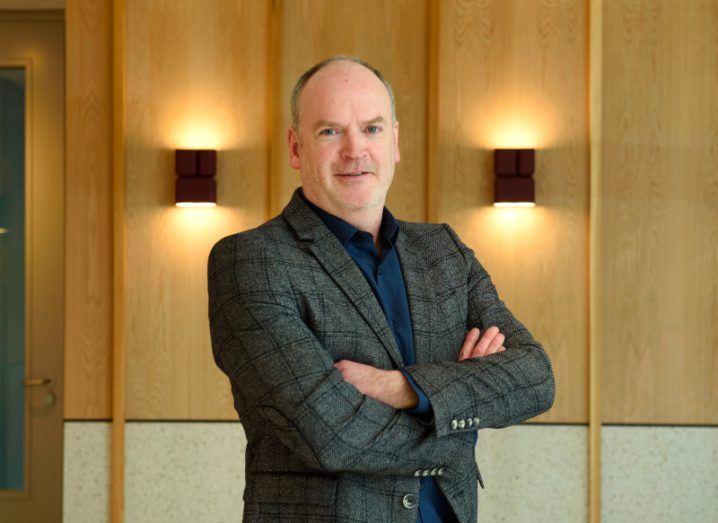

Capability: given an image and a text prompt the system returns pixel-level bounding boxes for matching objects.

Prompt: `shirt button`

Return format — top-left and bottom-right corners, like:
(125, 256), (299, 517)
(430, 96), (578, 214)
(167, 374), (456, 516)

(402, 493), (418, 509)
(451, 420), (458, 430)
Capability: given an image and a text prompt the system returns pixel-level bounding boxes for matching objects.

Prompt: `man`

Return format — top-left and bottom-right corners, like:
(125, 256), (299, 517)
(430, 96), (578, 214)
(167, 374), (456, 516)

(208, 56), (554, 523)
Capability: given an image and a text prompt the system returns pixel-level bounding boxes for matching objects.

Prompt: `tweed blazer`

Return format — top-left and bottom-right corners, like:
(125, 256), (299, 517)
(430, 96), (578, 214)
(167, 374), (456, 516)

(208, 189), (555, 523)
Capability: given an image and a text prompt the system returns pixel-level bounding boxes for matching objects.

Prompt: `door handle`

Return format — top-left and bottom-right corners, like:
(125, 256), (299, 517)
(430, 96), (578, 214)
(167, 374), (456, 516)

(23, 376), (55, 388)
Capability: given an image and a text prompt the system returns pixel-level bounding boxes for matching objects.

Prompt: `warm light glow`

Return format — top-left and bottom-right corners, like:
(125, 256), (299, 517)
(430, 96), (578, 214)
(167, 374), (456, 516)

(164, 105), (242, 150)
(0, 227), (7, 234)
(464, 94), (557, 149)
(493, 202), (536, 208)
(166, 205), (238, 240)
(489, 119), (540, 149)
(175, 202), (217, 208)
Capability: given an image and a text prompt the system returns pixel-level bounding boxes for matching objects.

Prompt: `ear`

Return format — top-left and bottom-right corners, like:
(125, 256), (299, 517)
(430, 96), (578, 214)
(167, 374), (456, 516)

(393, 120), (400, 163)
(287, 127), (301, 170)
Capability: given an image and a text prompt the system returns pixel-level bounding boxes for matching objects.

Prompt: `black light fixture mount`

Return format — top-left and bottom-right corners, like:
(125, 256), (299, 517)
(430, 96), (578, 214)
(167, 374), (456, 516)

(494, 149), (536, 207)
(175, 149), (217, 207)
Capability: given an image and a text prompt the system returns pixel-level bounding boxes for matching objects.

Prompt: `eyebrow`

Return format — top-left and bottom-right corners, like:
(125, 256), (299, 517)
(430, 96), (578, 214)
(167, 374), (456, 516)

(312, 116), (386, 132)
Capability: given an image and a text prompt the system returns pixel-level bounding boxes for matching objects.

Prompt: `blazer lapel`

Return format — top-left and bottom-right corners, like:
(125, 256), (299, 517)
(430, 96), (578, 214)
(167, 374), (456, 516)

(394, 224), (439, 365)
(282, 189), (405, 368)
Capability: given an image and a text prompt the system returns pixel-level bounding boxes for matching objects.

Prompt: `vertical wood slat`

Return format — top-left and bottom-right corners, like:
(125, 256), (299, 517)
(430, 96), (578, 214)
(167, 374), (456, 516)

(111, 1), (126, 521)
(589, 1), (602, 521)
(65, 0), (113, 420)
(426, 0), (440, 224)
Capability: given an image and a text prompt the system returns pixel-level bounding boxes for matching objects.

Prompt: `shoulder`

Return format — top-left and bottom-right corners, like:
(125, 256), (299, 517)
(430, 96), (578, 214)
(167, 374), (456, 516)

(210, 214), (300, 261)
(397, 220), (465, 254)
(207, 214), (305, 285)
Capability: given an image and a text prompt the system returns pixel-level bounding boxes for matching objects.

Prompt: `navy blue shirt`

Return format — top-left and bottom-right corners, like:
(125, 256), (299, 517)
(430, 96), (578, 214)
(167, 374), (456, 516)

(301, 190), (458, 523)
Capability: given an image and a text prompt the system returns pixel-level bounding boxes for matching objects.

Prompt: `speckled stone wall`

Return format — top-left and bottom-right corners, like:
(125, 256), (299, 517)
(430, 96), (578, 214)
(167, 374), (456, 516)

(63, 422), (111, 523)
(602, 426), (718, 523)
(124, 422), (246, 523)
(475, 425), (588, 522)
(61, 423), (718, 522)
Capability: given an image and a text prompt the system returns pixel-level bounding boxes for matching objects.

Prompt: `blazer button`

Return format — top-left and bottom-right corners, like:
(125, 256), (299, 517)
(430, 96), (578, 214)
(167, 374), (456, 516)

(437, 467), (444, 476)
(473, 417), (480, 426)
(451, 419), (458, 430)
(430, 468), (438, 476)
(458, 419), (466, 429)
(402, 493), (418, 509)
(467, 418), (473, 427)
(422, 469), (430, 477)
(414, 470), (422, 477)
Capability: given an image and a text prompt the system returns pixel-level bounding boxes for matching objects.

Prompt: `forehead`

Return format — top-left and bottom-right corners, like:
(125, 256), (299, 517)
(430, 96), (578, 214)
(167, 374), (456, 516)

(299, 62), (392, 123)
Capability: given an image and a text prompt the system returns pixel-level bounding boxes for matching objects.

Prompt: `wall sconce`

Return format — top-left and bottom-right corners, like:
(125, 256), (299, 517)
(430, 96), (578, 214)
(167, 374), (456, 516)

(494, 149), (535, 208)
(175, 149), (217, 207)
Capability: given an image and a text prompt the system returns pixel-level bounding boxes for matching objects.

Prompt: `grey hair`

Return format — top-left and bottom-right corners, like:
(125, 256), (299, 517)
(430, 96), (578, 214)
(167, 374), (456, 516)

(290, 55), (396, 131)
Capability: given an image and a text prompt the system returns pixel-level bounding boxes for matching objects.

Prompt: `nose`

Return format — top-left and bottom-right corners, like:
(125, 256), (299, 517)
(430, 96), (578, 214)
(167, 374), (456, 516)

(340, 127), (367, 160)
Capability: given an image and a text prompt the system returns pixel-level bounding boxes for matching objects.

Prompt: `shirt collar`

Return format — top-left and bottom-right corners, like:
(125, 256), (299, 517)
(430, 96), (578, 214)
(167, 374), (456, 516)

(299, 188), (399, 247)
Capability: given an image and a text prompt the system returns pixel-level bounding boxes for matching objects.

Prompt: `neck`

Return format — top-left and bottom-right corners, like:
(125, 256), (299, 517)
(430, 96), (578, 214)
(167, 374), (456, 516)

(303, 191), (384, 245)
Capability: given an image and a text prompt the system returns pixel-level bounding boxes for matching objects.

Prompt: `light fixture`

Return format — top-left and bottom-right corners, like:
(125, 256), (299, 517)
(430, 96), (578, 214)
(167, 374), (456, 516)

(175, 149), (217, 207)
(494, 149), (535, 207)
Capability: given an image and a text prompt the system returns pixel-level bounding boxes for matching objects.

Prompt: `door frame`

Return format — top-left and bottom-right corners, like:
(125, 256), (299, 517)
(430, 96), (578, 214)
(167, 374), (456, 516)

(0, 10), (65, 521)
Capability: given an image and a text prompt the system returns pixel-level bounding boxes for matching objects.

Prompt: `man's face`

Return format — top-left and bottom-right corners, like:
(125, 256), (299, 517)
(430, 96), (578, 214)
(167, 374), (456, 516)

(287, 62), (400, 216)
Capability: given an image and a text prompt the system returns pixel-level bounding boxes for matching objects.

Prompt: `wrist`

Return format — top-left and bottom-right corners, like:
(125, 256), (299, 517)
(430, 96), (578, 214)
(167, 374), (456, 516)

(388, 370), (418, 410)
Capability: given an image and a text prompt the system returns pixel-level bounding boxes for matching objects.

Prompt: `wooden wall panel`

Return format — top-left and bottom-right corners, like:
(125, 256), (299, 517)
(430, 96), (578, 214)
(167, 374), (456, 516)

(124, 0), (270, 419)
(272, 0), (429, 222)
(436, 0), (590, 423)
(601, 0), (718, 424)
(65, 0), (113, 419)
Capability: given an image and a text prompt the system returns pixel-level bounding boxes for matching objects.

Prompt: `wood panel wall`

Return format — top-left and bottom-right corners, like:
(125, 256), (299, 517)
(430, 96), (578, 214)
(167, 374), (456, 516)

(64, 0), (717, 427)
(123, 0), (270, 419)
(65, 0), (114, 419)
(436, 0), (590, 423)
(600, 0), (718, 424)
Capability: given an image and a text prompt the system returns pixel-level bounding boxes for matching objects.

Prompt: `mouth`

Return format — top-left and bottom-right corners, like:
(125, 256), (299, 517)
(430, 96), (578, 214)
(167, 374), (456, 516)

(336, 171), (371, 177)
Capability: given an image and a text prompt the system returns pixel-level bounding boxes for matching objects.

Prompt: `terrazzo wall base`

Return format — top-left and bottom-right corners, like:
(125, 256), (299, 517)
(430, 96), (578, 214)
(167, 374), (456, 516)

(61, 422), (587, 522)
(62, 422), (718, 522)
(63, 422), (111, 523)
(124, 422), (246, 523)
(475, 425), (588, 523)
(602, 426), (718, 523)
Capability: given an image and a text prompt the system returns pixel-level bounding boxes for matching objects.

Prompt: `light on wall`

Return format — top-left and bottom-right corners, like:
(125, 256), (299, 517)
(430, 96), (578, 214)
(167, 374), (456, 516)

(494, 149), (536, 208)
(175, 149), (217, 207)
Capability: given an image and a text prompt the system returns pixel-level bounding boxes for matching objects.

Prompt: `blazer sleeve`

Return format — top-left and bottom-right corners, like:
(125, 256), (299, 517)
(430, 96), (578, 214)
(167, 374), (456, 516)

(208, 234), (471, 477)
(401, 224), (555, 438)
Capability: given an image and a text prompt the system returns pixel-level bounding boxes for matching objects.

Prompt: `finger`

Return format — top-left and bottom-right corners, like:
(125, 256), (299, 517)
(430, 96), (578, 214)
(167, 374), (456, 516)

(458, 327), (481, 361)
(471, 326), (500, 357)
(484, 333), (505, 355)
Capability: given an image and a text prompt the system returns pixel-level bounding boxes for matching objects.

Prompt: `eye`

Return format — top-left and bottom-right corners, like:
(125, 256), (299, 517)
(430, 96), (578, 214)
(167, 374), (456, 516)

(366, 125), (382, 134)
(319, 128), (337, 137)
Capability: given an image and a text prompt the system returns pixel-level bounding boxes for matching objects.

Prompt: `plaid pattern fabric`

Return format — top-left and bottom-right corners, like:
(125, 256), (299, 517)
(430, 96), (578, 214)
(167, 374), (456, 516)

(207, 189), (555, 523)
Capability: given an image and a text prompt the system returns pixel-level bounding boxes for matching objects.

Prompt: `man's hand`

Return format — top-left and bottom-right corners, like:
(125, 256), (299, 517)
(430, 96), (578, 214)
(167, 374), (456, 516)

(458, 326), (505, 361)
(333, 360), (419, 410)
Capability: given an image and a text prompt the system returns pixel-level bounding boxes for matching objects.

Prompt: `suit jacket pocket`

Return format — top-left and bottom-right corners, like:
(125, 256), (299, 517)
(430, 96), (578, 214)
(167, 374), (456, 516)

(243, 472), (337, 505)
